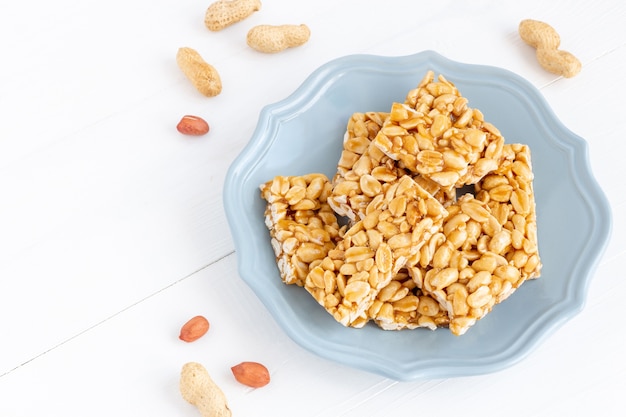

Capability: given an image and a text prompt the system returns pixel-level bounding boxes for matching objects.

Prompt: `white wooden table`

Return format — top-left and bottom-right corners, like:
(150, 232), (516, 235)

(1, 1), (624, 415)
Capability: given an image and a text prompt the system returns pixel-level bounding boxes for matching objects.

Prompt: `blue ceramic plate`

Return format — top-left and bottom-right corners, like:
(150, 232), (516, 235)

(223, 51), (611, 380)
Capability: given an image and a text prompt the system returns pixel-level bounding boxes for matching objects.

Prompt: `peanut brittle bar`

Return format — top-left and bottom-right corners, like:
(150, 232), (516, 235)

(260, 174), (342, 286)
(373, 71), (505, 188)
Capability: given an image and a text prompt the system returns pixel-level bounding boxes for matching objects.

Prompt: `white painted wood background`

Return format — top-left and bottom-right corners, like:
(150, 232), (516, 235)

(1, 0), (624, 415)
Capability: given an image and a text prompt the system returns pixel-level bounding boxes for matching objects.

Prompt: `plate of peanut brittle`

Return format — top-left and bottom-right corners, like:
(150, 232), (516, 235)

(223, 51), (611, 380)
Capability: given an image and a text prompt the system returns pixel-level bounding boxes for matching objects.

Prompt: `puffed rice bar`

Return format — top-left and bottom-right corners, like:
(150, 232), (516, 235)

(328, 111), (406, 222)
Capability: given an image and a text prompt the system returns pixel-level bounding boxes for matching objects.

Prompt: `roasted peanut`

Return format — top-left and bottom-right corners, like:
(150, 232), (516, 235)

(231, 361), (270, 388)
(179, 315), (210, 342)
(205, 0), (261, 31)
(177, 115), (210, 136)
(176, 47), (222, 97)
(247, 24), (311, 53)
(519, 19), (581, 78)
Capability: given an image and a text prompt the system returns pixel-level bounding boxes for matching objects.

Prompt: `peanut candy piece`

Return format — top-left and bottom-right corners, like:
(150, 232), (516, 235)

(260, 174), (342, 286)
(304, 232), (393, 327)
(477, 143), (542, 281)
(328, 111), (409, 221)
(304, 174), (448, 327)
(418, 194), (517, 335)
(373, 71), (505, 188)
(413, 145), (541, 335)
